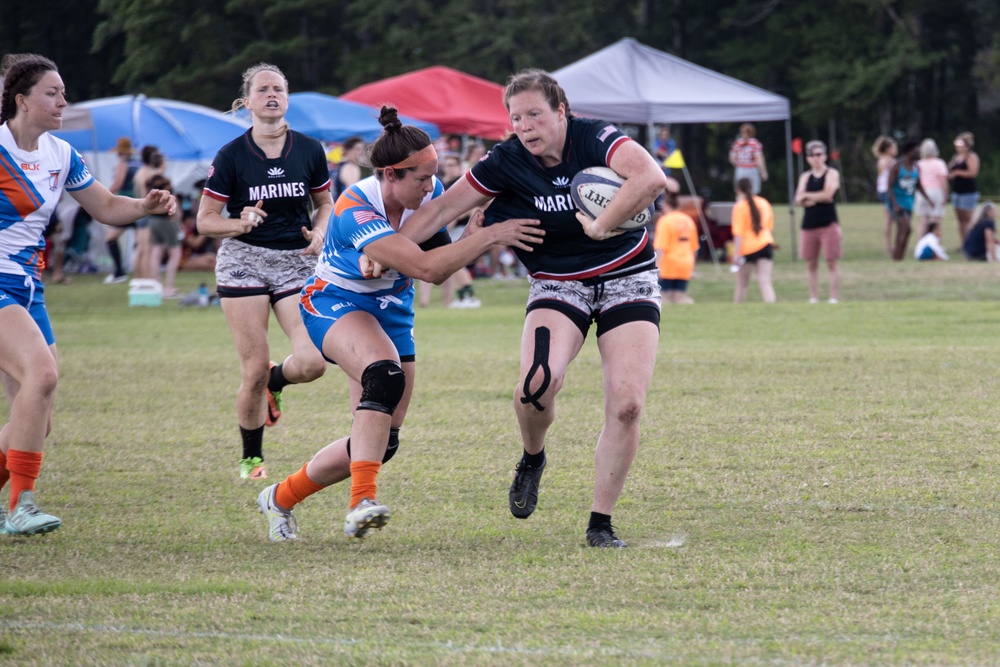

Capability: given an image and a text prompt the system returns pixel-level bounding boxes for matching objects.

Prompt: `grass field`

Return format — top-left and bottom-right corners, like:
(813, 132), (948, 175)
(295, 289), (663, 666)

(2, 204), (1000, 665)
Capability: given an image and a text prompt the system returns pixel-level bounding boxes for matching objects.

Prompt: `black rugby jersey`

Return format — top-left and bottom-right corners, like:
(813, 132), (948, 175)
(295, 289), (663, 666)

(468, 117), (654, 280)
(203, 129), (331, 250)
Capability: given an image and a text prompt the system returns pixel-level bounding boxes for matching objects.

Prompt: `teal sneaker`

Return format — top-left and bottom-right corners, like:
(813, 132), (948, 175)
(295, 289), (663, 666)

(240, 456), (267, 480)
(343, 498), (390, 540)
(3, 491), (61, 536)
(257, 484), (298, 542)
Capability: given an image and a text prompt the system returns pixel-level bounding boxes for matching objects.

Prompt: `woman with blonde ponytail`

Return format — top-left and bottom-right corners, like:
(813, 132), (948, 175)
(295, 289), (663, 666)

(197, 63), (332, 481)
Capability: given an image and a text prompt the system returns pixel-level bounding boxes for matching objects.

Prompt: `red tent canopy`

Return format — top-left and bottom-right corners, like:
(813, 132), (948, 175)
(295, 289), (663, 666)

(342, 66), (511, 140)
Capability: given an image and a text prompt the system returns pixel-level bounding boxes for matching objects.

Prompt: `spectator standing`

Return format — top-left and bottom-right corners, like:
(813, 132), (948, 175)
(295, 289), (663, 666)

(914, 138), (949, 239)
(102, 137), (140, 283)
(145, 175), (183, 297)
(731, 177), (776, 303)
(887, 140), (929, 261)
(418, 153), (480, 308)
(653, 191), (699, 304)
(872, 136), (898, 256)
(729, 123), (767, 196)
(795, 140), (842, 303)
(948, 132), (980, 244)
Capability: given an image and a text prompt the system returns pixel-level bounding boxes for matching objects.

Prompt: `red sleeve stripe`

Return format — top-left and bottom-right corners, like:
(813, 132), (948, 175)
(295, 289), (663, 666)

(465, 170), (498, 197)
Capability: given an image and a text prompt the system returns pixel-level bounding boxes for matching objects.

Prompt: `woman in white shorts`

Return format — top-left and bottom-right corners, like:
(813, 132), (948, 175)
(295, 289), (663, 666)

(914, 138), (948, 239)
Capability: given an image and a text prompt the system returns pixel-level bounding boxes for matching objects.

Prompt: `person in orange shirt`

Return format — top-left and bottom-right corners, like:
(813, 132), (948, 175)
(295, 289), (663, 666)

(653, 191), (700, 304)
(731, 177), (776, 302)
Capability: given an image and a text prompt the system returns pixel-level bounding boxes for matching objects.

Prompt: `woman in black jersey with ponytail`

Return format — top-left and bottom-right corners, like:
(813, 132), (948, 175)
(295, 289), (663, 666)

(198, 63), (332, 481)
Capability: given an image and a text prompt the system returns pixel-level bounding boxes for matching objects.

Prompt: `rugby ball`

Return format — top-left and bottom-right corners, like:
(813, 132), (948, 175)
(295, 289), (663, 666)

(570, 167), (656, 230)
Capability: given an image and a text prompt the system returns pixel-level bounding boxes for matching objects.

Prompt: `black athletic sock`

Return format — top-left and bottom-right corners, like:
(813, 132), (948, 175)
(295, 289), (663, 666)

(522, 449), (545, 468)
(268, 363), (289, 393)
(240, 425), (265, 460)
(588, 512), (612, 531)
(106, 240), (124, 276)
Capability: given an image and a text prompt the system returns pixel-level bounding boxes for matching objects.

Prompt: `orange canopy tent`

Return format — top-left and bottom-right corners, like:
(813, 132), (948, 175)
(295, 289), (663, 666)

(342, 66), (511, 140)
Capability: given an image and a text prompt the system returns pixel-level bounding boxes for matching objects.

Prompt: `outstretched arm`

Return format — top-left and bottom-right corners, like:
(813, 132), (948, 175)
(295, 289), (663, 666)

(400, 177), (493, 244)
(363, 210), (543, 284)
(71, 179), (177, 226)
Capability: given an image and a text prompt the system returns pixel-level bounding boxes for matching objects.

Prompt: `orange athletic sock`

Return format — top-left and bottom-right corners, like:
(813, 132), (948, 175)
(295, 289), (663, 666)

(0, 449), (9, 491)
(349, 460), (381, 509)
(274, 463), (324, 510)
(7, 449), (43, 511)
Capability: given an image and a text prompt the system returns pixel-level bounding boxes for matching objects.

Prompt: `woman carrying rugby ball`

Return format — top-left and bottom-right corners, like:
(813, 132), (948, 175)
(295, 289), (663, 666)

(401, 69), (666, 548)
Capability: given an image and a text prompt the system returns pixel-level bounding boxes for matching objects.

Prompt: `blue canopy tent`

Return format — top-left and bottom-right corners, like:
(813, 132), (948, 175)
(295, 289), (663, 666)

(266, 92), (440, 142)
(53, 94), (250, 161)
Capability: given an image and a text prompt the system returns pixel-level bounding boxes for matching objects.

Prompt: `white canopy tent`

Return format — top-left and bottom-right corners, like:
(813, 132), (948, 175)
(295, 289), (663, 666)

(554, 38), (798, 260)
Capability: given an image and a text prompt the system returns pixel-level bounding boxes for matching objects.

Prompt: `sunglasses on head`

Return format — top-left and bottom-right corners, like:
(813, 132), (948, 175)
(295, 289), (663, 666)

(808, 152), (826, 157)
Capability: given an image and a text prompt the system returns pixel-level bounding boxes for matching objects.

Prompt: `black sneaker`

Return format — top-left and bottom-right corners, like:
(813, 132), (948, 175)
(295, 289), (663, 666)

(508, 458), (545, 519)
(586, 524), (626, 548)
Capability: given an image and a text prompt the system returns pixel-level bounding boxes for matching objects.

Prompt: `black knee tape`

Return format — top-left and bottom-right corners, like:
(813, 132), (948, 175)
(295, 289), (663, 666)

(357, 360), (406, 415)
(345, 428), (399, 463)
(520, 326), (551, 411)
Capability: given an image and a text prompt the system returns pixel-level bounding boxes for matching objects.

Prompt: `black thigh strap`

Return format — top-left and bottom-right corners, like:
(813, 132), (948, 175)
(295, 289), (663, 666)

(520, 326), (551, 411)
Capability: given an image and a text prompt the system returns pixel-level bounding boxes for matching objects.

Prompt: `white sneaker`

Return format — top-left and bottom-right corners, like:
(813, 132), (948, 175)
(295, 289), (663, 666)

(3, 490), (61, 536)
(343, 498), (391, 539)
(448, 298), (466, 309)
(462, 297), (481, 308)
(828, 298), (839, 304)
(257, 484), (298, 542)
(808, 297), (818, 304)
(103, 274), (128, 285)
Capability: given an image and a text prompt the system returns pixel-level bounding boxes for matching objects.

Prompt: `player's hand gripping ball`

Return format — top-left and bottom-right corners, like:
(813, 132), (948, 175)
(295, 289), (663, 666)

(570, 167), (655, 231)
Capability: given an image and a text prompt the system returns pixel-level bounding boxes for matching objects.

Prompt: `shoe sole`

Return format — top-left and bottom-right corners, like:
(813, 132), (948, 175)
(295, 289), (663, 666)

(345, 509), (391, 539)
(265, 396), (281, 427)
(4, 521), (62, 536)
(265, 362), (282, 427)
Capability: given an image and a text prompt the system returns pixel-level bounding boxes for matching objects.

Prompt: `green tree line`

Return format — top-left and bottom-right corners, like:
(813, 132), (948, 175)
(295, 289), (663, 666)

(3, 0), (999, 200)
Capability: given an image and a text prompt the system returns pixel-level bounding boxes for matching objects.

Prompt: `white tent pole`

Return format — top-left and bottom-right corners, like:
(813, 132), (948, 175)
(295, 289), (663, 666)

(785, 118), (798, 262)
(680, 164), (720, 273)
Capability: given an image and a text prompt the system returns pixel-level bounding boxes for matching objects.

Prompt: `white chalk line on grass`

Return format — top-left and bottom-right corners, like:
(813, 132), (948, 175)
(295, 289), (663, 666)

(0, 620), (681, 661)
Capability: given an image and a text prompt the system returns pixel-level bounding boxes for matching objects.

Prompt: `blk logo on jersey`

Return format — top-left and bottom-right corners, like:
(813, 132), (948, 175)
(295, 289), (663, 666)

(267, 167), (285, 179)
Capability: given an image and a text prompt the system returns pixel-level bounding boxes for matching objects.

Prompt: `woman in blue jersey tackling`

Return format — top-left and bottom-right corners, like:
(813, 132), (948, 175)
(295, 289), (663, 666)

(255, 106), (543, 542)
(0, 54), (177, 536)
(401, 69), (667, 548)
